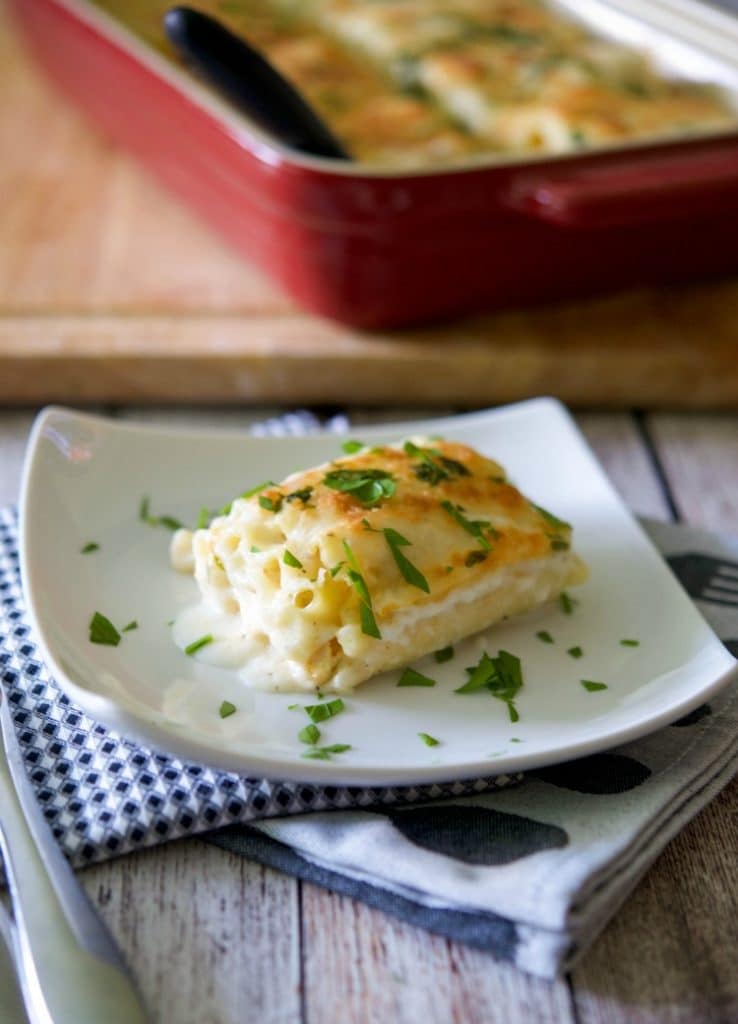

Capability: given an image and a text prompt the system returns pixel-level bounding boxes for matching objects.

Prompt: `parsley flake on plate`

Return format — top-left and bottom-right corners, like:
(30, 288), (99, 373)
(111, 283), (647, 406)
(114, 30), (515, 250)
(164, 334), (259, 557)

(456, 650), (523, 722)
(80, 542), (99, 554)
(185, 634), (213, 656)
(536, 630), (554, 644)
(567, 646), (583, 659)
(434, 646), (454, 663)
(620, 638), (640, 647)
(559, 592), (578, 615)
(121, 621), (138, 633)
(581, 679), (608, 692)
(418, 732), (440, 747)
(219, 700), (237, 719)
(89, 612), (121, 647)
(138, 496), (183, 532)
(304, 698), (344, 723)
(298, 723), (321, 745)
(302, 744), (351, 760)
(397, 668), (436, 687)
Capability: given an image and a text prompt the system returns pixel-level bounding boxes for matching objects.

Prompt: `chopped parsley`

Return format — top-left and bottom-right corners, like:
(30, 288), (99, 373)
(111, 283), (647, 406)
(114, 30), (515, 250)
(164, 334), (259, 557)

(219, 700), (237, 719)
(121, 621), (138, 633)
(343, 540), (381, 638)
(465, 550), (488, 568)
(329, 561), (345, 578)
(185, 634), (213, 656)
(341, 440), (366, 454)
(397, 668), (436, 687)
(441, 500), (496, 550)
(80, 542), (99, 554)
(139, 496), (183, 532)
(324, 468), (396, 508)
(404, 441), (471, 486)
(250, 545), (260, 553)
(456, 649), (523, 722)
(620, 638), (640, 647)
(304, 698), (345, 723)
(302, 744), (351, 760)
(559, 592), (578, 615)
(581, 679), (608, 692)
(567, 646), (583, 659)
(383, 528), (429, 593)
(196, 507), (211, 530)
(434, 646), (454, 663)
(243, 481), (275, 499)
(418, 732), (439, 747)
(532, 503), (571, 531)
(285, 486), (313, 505)
(89, 612), (121, 647)
(536, 630), (554, 644)
(298, 723), (321, 745)
(258, 493), (283, 513)
(283, 549), (303, 569)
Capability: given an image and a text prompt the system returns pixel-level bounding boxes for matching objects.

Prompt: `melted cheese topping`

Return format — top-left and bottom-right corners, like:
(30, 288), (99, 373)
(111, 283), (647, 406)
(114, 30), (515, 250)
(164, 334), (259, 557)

(96, 0), (734, 165)
(171, 438), (587, 693)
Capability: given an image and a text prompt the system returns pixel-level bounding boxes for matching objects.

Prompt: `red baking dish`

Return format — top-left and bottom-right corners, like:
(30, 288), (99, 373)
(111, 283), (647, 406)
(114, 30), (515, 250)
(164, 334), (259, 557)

(10, 0), (738, 328)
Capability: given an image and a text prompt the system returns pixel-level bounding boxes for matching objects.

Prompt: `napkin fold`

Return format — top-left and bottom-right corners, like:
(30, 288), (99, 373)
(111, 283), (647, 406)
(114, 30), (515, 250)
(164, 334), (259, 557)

(1, 417), (736, 978)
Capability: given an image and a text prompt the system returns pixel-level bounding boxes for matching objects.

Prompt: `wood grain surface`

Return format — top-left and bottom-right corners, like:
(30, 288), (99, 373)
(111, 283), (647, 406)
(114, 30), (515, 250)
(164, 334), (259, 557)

(1, 407), (736, 1024)
(4, 7), (738, 408)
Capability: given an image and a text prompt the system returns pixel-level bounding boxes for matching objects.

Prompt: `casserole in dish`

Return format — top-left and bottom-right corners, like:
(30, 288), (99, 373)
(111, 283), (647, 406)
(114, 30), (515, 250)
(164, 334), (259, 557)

(11, 0), (738, 326)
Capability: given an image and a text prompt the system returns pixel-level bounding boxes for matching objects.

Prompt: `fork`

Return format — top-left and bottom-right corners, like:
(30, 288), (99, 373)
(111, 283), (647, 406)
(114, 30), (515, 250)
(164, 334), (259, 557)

(0, 691), (149, 1024)
(667, 553), (738, 607)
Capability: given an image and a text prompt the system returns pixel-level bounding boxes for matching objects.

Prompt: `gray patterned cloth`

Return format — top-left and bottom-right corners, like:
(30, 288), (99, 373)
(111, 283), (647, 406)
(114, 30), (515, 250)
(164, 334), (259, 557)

(1, 413), (737, 978)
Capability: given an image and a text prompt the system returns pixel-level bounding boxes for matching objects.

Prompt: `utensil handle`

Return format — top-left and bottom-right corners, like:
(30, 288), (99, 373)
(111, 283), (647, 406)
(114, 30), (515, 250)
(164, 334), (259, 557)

(508, 143), (738, 228)
(164, 5), (350, 160)
(0, 741), (149, 1023)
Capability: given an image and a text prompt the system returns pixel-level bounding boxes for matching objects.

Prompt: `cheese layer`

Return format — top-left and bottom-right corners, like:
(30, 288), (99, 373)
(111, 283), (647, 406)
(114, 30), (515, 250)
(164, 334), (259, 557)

(171, 438), (587, 693)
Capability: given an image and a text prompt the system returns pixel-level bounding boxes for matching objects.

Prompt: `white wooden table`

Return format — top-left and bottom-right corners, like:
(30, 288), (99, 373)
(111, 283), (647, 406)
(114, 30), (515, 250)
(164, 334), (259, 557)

(1, 407), (736, 1024)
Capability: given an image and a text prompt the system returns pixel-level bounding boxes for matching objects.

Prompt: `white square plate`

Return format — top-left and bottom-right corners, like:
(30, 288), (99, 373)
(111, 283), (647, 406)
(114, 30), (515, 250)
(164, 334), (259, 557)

(19, 401), (736, 784)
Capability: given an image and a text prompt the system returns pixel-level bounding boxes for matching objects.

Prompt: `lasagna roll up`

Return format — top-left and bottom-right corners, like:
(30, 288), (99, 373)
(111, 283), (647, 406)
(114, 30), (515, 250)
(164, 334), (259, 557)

(172, 439), (587, 693)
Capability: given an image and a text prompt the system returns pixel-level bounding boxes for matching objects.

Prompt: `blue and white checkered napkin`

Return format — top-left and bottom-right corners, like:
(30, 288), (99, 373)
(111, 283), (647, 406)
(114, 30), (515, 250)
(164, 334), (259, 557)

(1, 415), (737, 978)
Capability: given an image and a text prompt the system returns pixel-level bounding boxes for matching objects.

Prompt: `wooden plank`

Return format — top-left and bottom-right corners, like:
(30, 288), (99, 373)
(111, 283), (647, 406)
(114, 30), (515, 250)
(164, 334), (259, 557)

(4, 9), (738, 407)
(3, 309), (738, 407)
(576, 415), (671, 521)
(80, 840), (302, 1024)
(647, 416), (738, 530)
(300, 886), (575, 1024)
(571, 413), (738, 1024)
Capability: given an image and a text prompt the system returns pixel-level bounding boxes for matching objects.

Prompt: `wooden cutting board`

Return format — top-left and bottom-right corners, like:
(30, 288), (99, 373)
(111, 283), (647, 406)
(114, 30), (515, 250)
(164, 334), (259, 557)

(3, 8), (738, 408)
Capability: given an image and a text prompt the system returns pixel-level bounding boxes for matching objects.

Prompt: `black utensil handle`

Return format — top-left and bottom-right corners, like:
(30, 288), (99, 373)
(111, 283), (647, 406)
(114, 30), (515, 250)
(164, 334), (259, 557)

(164, 6), (350, 160)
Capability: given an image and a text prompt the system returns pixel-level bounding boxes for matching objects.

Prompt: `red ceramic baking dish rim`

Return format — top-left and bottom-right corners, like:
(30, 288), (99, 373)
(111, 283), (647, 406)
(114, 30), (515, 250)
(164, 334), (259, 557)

(11, 0), (738, 326)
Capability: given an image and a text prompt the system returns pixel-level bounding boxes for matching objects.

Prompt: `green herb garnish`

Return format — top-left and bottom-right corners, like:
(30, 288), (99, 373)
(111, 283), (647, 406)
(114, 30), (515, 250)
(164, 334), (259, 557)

(250, 545), (260, 553)
(219, 700), (236, 719)
(298, 723), (321, 745)
(560, 592), (578, 615)
(139, 496), (183, 532)
(259, 493), (283, 513)
(567, 646), (583, 659)
(89, 612), (121, 647)
(185, 634), (213, 656)
(329, 561), (345, 578)
(341, 440), (366, 454)
(397, 668), (436, 687)
(283, 549), (303, 569)
(383, 528), (429, 593)
(196, 507), (211, 530)
(304, 698), (345, 724)
(456, 650), (523, 722)
(465, 550), (488, 568)
(404, 440), (470, 486)
(302, 744), (351, 760)
(441, 500), (495, 550)
(342, 540), (381, 638)
(285, 486), (313, 505)
(418, 732), (439, 747)
(121, 621), (138, 633)
(243, 481), (275, 499)
(581, 679), (608, 692)
(81, 542), (99, 554)
(620, 638), (640, 647)
(434, 646), (454, 663)
(536, 630), (554, 644)
(532, 503), (571, 531)
(324, 468), (396, 508)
